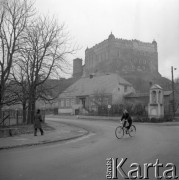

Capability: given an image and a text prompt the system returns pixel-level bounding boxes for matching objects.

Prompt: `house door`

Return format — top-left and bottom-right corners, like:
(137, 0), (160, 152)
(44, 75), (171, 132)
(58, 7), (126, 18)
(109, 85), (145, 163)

(81, 98), (85, 108)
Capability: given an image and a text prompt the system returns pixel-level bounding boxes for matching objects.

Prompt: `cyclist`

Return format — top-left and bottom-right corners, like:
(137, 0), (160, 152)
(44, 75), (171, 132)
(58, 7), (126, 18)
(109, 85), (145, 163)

(121, 109), (132, 133)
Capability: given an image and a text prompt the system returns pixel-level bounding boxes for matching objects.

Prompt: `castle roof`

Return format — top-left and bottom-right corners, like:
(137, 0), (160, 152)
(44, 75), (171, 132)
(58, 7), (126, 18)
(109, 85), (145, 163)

(86, 33), (157, 51)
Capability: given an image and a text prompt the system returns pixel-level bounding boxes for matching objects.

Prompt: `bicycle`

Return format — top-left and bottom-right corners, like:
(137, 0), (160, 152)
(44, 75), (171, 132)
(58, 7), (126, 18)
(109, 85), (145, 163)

(115, 121), (136, 139)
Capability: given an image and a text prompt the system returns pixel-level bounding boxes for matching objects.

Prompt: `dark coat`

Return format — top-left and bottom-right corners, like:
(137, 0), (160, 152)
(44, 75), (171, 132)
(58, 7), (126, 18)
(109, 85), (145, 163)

(34, 113), (42, 128)
(121, 112), (132, 122)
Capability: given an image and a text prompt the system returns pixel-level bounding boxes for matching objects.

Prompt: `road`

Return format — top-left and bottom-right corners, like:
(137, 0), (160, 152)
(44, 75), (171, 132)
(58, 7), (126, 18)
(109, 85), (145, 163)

(0, 118), (179, 180)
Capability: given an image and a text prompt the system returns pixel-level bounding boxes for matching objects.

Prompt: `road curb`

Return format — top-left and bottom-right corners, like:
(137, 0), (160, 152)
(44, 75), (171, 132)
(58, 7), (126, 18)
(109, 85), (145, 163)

(0, 129), (89, 151)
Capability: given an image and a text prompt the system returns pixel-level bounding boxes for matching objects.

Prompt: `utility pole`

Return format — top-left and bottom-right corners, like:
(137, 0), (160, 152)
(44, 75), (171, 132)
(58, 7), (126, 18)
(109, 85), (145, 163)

(171, 66), (176, 118)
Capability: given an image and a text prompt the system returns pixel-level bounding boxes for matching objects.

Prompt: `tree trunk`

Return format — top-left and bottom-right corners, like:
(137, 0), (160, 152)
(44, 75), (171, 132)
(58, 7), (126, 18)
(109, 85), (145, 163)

(27, 91), (32, 124)
(31, 86), (36, 124)
(31, 97), (35, 124)
(0, 85), (3, 121)
(27, 85), (36, 124)
(22, 102), (27, 124)
(0, 104), (2, 122)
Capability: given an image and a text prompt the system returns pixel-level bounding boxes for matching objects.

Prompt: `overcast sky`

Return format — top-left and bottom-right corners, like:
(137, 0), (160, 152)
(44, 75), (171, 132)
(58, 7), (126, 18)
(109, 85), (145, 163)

(35, 0), (179, 79)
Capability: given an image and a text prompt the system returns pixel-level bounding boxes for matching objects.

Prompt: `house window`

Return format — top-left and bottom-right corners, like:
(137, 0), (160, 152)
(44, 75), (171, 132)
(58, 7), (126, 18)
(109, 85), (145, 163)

(124, 85), (127, 92)
(66, 99), (70, 107)
(71, 98), (75, 106)
(60, 99), (64, 107)
(90, 98), (95, 106)
(104, 97), (109, 105)
(90, 100), (95, 106)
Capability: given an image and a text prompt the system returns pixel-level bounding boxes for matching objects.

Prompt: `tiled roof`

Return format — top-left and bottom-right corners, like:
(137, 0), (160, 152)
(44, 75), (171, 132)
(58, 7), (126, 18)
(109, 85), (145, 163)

(125, 93), (148, 98)
(125, 90), (172, 98)
(59, 73), (131, 98)
(163, 90), (173, 96)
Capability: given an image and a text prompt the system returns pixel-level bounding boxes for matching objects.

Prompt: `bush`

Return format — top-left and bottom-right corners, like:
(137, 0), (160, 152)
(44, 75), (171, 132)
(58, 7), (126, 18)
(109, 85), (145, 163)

(163, 115), (173, 122)
(133, 116), (149, 122)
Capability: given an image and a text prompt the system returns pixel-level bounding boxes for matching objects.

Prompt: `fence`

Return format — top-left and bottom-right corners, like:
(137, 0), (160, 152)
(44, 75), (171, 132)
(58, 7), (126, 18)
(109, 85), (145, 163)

(0, 109), (46, 127)
(85, 104), (148, 117)
(0, 110), (23, 127)
(84, 103), (175, 119)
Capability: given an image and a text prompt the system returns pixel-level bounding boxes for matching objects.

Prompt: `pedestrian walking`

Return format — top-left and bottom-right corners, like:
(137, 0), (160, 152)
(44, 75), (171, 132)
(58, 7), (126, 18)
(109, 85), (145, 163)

(34, 109), (44, 136)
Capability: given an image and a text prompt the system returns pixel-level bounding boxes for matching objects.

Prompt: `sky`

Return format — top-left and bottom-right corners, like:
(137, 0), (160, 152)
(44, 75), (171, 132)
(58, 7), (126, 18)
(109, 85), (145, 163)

(35, 0), (179, 80)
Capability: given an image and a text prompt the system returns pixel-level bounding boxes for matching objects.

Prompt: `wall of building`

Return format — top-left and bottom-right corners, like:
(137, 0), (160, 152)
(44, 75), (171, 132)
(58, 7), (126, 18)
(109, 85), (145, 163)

(58, 83), (135, 114)
(84, 34), (158, 77)
(111, 84), (135, 104)
(58, 97), (76, 114)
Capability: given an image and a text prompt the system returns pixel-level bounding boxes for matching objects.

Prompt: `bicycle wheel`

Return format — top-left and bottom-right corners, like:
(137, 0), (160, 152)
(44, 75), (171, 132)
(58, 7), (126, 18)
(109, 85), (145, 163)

(128, 125), (136, 137)
(115, 126), (124, 139)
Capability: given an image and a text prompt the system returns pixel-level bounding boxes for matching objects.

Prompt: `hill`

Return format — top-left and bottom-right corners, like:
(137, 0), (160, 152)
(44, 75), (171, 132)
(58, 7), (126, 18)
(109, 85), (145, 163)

(121, 71), (172, 93)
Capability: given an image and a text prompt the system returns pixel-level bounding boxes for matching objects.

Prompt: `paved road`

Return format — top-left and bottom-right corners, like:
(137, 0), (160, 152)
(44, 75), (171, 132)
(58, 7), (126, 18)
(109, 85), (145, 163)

(0, 118), (179, 180)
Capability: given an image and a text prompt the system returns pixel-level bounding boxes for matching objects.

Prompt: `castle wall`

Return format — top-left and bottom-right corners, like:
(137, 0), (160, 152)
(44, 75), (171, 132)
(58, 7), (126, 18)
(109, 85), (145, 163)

(84, 35), (158, 76)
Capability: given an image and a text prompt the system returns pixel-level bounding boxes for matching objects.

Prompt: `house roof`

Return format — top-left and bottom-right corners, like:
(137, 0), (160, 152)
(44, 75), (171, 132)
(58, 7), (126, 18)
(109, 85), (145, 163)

(59, 73), (132, 98)
(163, 90), (173, 96)
(39, 77), (79, 99)
(125, 90), (172, 98)
(150, 84), (163, 90)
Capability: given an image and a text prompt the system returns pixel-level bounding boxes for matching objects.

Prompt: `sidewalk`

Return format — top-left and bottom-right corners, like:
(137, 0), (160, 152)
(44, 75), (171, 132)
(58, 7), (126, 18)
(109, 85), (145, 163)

(0, 120), (89, 150)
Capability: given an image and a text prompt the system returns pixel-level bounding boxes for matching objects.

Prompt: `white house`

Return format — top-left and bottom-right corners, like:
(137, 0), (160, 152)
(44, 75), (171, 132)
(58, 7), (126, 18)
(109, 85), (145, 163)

(58, 73), (135, 114)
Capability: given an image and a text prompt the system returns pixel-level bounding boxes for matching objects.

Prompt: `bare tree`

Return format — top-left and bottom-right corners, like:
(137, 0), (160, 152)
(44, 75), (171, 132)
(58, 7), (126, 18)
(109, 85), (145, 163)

(17, 16), (76, 123)
(92, 89), (108, 106)
(91, 89), (111, 115)
(11, 63), (29, 123)
(0, 0), (34, 118)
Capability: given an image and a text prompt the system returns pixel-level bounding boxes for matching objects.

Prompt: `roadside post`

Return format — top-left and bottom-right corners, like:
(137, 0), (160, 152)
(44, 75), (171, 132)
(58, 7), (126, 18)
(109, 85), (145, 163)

(108, 104), (111, 117)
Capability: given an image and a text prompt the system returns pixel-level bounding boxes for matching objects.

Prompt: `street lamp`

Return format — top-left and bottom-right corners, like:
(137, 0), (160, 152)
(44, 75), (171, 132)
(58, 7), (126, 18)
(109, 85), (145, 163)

(171, 66), (177, 118)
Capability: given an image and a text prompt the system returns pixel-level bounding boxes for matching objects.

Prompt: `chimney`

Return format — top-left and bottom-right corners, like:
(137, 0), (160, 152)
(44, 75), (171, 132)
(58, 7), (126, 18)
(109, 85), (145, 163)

(73, 58), (83, 78)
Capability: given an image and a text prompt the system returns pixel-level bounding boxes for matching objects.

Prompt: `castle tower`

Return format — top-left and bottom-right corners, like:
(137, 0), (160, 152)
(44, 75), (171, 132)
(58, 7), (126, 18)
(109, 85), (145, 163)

(73, 58), (83, 78)
(108, 32), (115, 40)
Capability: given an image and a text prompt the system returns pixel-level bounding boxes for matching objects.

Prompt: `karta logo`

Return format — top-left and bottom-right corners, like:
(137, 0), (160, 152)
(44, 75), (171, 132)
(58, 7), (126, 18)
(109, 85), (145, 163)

(106, 158), (178, 179)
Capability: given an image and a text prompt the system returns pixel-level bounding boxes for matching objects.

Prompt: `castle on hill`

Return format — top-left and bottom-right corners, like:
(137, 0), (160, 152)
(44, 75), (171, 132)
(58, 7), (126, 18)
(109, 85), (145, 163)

(57, 33), (174, 115)
(73, 33), (159, 79)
